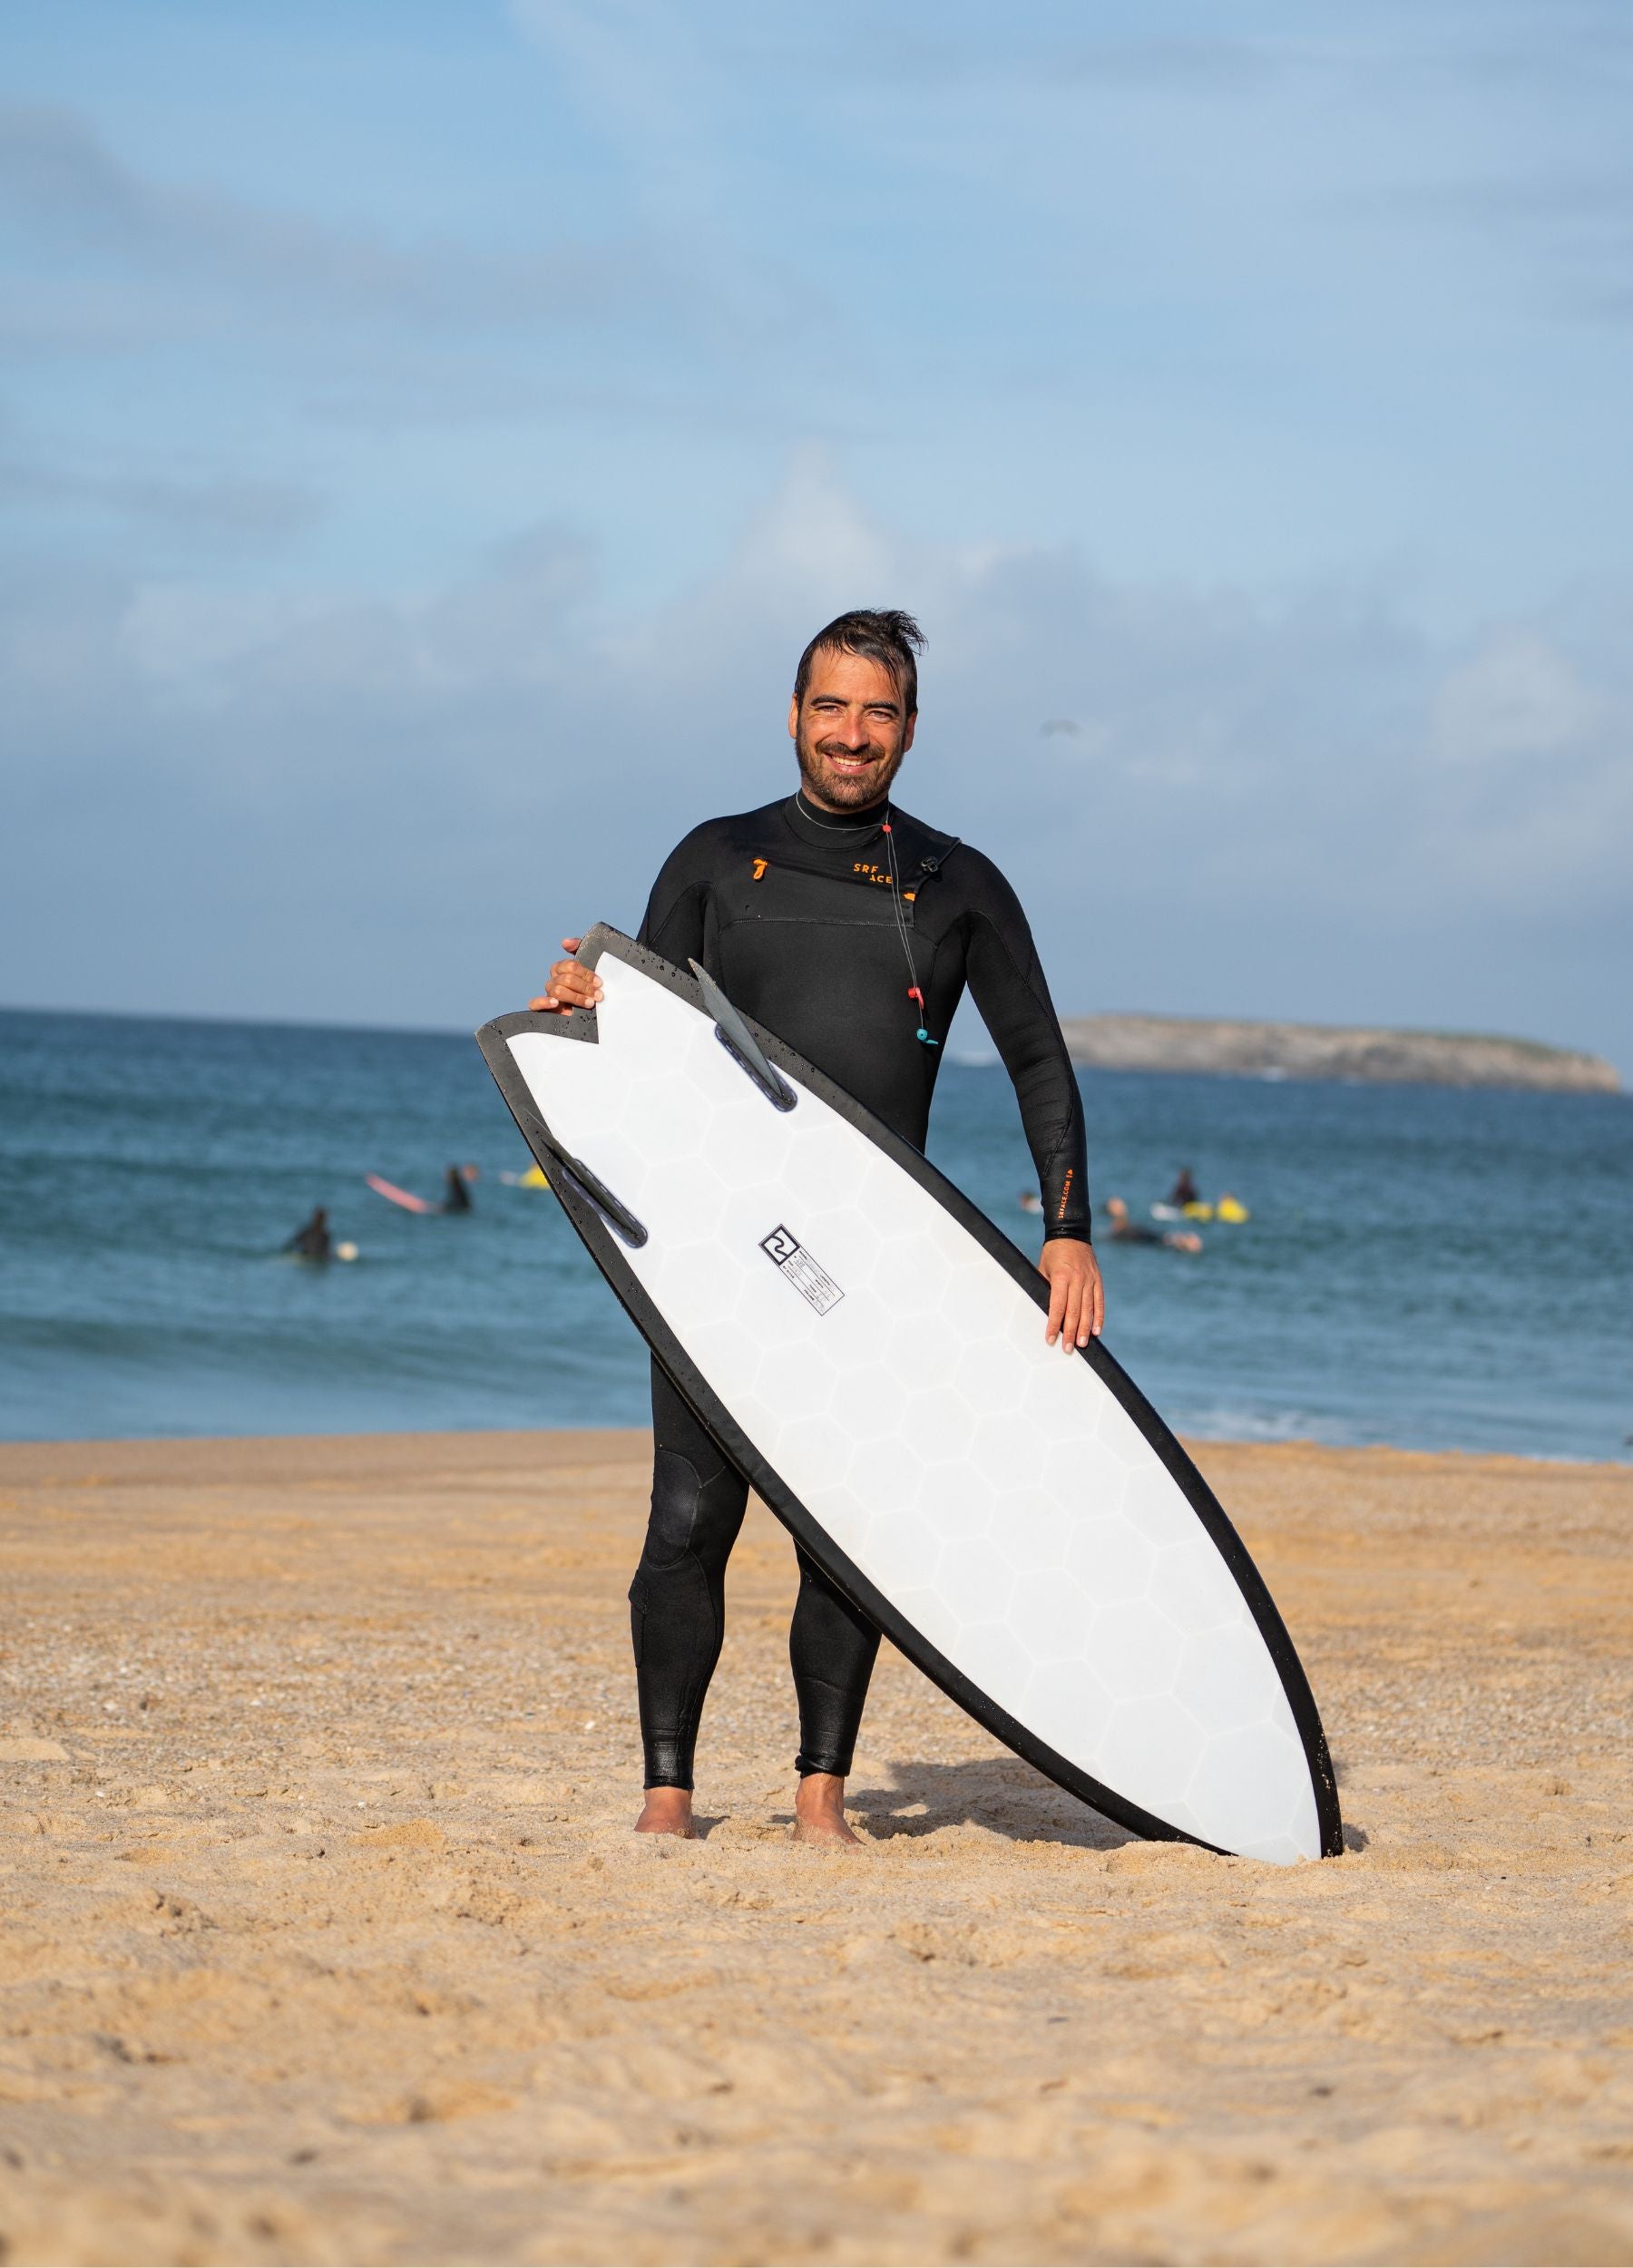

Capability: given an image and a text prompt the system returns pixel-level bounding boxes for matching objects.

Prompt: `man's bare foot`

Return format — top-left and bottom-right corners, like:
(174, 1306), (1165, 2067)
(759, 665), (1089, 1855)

(792, 1771), (861, 1847)
(635, 1787), (696, 1837)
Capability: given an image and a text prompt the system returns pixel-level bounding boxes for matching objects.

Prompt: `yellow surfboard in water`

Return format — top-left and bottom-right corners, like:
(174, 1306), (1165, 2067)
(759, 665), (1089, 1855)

(1181, 1194), (1249, 1223)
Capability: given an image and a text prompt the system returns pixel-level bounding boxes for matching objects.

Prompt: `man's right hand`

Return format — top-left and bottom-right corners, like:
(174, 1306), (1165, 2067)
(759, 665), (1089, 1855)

(529, 937), (604, 1015)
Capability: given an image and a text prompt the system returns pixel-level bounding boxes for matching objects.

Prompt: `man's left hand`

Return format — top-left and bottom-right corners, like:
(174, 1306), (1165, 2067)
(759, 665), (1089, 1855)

(1039, 1239), (1104, 1350)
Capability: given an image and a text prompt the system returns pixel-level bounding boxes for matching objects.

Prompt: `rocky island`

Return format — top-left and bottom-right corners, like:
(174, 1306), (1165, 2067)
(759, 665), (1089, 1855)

(1056, 1013), (1620, 1093)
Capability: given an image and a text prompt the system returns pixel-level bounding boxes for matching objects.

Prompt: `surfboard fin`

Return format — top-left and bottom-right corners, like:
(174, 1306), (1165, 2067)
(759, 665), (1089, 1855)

(690, 960), (797, 1112)
(513, 1109), (647, 1248)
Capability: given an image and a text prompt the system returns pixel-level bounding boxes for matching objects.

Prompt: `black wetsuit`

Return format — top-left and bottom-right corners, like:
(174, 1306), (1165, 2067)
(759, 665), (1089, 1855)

(284, 1210), (331, 1261)
(628, 789), (1091, 1791)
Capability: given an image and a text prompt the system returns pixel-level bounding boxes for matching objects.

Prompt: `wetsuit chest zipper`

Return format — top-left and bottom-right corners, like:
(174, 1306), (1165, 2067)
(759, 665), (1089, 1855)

(741, 856), (918, 929)
(748, 848), (952, 907)
(753, 853), (905, 891)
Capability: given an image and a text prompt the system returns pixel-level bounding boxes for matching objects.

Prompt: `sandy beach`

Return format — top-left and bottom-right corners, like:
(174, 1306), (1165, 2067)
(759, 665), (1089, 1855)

(1, 1429), (1629, 2267)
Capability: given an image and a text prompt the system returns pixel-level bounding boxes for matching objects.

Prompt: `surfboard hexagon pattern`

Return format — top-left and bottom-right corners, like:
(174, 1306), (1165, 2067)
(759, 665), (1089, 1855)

(480, 928), (1341, 1865)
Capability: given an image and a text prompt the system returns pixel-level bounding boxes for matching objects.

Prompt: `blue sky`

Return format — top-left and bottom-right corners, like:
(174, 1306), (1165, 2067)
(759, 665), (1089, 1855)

(3, 0), (1630, 1066)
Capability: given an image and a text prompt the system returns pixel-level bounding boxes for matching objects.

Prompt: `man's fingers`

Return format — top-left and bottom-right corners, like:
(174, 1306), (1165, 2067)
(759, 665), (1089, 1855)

(530, 981), (587, 1015)
(533, 962), (602, 1014)
(526, 936), (595, 1017)
(555, 960), (602, 1002)
(1044, 1276), (1066, 1346)
(1061, 1283), (1081, 1353)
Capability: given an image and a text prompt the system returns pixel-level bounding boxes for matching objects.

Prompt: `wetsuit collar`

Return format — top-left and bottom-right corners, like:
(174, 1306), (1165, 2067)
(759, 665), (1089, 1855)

(786, 787), (888, 845)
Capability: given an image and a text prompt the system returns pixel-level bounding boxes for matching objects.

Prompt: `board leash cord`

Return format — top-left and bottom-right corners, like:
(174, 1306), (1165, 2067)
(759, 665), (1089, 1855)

(882, 819), (937, 1045)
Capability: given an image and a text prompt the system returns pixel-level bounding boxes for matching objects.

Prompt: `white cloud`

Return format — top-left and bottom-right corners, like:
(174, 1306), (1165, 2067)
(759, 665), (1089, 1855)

(1429, 626), (1601, 764)
(3, 457), (1629, 1061)
(0, 101), (670, 345)
(119, 584), (328, 694)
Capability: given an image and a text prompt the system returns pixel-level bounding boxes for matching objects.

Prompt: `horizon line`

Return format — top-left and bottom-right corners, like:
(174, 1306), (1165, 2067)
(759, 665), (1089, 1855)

(1, 994), (1620, 1078)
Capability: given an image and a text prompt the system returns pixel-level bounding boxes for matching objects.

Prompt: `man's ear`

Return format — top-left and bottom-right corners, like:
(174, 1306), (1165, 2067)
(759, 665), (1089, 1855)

(787, 693), (799, 742)
(902, 709), (917, 753)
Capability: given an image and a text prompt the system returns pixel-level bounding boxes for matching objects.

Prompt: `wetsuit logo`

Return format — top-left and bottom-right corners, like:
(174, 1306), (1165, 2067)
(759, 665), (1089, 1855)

(759, 1226), (844, 1316)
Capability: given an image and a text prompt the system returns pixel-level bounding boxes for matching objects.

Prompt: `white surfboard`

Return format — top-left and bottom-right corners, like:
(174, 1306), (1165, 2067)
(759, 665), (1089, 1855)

(479, 927), (1341, 1863)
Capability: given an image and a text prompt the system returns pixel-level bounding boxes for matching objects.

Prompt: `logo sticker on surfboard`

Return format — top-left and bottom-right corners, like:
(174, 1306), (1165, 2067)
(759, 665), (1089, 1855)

(759, 1225), (844, 1315)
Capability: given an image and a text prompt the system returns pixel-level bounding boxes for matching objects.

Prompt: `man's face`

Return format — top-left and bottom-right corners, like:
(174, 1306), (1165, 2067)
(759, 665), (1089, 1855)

(787, 648), (916, 812)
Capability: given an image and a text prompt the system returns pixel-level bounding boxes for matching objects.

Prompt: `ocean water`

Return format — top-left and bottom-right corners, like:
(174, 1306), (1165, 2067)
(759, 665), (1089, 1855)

(1, 1006), (1628, 1461)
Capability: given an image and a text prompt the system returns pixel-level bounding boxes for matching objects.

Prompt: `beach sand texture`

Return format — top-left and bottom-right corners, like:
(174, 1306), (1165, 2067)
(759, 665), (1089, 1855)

(1, 1430), (1630, 2267)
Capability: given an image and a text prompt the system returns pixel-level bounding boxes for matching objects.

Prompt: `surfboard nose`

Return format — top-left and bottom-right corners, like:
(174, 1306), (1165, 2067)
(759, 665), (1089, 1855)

(841, 1377), (1329, 1864)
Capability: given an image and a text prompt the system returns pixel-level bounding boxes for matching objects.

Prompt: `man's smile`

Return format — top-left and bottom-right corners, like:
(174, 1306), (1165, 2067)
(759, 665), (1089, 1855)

(816, 743), (885, 771)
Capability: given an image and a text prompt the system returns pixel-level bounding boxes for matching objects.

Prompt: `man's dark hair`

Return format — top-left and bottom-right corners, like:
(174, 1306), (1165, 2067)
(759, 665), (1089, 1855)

(793, 609), (925, 717)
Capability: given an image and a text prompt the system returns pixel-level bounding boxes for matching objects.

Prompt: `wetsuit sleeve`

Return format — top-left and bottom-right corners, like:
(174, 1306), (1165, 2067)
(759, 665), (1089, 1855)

(637, 826), (712, 965)
(959, 853), (1092, 1242)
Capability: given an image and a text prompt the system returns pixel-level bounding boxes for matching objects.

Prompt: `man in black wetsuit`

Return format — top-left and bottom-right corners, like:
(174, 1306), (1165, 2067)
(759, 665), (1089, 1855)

(531, 610), (1102, 1845)
(283, 1207), (332, 1261)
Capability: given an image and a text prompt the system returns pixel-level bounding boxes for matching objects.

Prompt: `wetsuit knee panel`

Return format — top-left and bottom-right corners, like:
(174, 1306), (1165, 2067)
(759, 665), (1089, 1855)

(640, 1444), (747, 1573)
(641, 1447), (708, 1568)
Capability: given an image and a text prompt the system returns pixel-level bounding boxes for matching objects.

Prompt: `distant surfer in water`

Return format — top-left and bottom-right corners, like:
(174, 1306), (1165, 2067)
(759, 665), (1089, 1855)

(442, 1164), (474, 1214)
(531, 610), (1101, 1848)
(1168, 1166), (1199, 1207)
(1104, 1197), (1202, 1254)
(283, 1207), (332, 1261)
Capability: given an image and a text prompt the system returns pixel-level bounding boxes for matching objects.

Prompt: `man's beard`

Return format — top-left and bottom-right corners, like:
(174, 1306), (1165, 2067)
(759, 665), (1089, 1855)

(796, 727), (905, 811)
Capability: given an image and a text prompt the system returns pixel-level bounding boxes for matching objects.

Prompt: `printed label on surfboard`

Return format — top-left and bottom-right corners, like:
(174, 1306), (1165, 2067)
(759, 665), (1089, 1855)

(759, 1225), (844, 1315)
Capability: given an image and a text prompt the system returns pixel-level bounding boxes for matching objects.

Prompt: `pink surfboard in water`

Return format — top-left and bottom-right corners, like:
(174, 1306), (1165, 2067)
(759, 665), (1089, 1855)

(365, 1172), (435, 1215)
